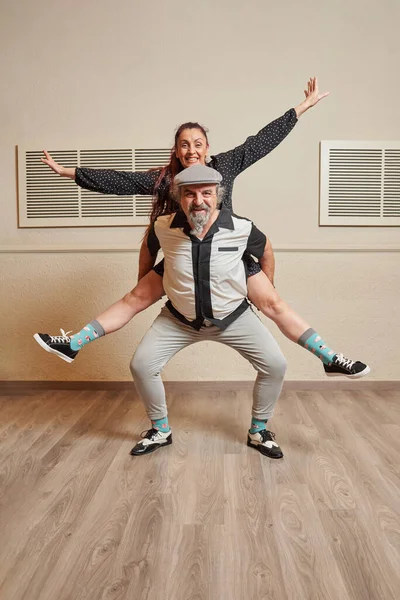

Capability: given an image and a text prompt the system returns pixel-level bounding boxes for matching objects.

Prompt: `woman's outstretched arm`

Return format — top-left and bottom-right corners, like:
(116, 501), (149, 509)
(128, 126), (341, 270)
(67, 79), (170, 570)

(213, 76), (329, 180)
(41, 151), (159, 195)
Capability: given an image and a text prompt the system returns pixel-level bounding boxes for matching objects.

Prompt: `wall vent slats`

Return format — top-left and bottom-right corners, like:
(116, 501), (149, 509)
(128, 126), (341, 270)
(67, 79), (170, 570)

(320, 141), (400, 226)
(18, 147), (170, 227)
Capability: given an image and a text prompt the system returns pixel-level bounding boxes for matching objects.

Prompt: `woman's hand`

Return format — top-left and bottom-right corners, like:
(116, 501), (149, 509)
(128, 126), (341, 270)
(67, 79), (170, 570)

(303, 76), (329, 107)
(41, 151), (76, 179)
(295, 77), (329, 118)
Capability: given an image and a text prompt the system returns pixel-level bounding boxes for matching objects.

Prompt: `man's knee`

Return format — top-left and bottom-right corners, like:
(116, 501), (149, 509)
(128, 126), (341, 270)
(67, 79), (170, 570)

(272, 353), (287, 380)
(130, 346), (152, 379)
(259, 351), (287, 382)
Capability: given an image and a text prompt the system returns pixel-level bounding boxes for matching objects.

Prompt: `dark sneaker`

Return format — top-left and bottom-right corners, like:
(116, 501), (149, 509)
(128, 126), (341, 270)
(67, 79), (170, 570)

(130, 428), (172, 456)
(247, 429), (283, 459)
(324, 353), (370, 379)
(33, 329), (78, 363)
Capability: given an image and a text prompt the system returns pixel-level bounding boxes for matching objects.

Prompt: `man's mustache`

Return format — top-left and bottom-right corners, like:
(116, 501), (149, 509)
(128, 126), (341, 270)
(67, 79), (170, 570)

(189, 203), (209, 213)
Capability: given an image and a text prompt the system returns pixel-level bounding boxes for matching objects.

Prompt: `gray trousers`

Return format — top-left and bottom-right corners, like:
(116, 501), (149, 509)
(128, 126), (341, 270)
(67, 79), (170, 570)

(130, 306), (286, 422)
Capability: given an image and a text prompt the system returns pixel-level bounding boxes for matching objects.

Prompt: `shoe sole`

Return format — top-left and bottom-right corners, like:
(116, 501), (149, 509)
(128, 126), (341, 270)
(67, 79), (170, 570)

(130, 436), (172, 456)
(33, 334), (75, 364)
(247, 440), (283, 459)
(325, 365), (370, 379)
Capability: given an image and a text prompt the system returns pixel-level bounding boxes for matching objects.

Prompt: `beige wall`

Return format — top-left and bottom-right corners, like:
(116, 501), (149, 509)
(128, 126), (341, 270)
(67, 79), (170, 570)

(1, 0), (399, 381)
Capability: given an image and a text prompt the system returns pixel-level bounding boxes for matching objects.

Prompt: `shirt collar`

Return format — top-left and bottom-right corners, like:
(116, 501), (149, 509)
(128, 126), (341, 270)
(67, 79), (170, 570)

(216, 204), (235, 230)
(170, 210), (188, 228)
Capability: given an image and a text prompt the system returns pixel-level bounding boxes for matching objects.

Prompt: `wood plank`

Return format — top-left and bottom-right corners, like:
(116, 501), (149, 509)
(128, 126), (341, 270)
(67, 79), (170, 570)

(270, 484), (350, 600)
(223, 452), (289, 600)
(319, 508), (398, 600)
(0, 392), (128, 595)
(0, 387), (399, 600)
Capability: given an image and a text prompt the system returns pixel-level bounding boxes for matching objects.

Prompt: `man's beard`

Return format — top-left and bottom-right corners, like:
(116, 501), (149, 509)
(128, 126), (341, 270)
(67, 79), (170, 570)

(188, 204), (210, 235)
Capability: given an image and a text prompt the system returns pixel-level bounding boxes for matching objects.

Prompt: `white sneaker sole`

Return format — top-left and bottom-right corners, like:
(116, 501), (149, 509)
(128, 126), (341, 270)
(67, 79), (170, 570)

(325, 365), (370, 379)
(33, 334), (75, 364)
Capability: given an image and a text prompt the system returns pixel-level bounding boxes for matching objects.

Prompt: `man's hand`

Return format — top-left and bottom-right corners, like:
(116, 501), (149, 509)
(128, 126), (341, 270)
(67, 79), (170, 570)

(295, 77), (330, 118)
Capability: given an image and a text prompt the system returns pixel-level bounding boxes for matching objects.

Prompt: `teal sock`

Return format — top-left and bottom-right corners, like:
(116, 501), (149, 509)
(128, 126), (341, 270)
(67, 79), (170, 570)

(70, 320), (105, 351)
(297, 328), (336, 365)
(151, 416), (170, 432)
(250, 417), (267, 434)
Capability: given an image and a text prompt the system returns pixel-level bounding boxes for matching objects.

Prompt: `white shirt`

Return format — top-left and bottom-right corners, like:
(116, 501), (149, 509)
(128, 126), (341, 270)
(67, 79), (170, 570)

(148, 206), (266, 330)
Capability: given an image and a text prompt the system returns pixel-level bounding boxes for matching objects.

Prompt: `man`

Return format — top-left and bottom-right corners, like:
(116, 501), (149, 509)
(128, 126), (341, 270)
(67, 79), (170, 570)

(129, 164), (287, 459)
(33, 163), (369, 454)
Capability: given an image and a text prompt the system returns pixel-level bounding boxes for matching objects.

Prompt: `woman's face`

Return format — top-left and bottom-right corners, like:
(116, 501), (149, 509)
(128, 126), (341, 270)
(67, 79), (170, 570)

(175, 128), (209, 169)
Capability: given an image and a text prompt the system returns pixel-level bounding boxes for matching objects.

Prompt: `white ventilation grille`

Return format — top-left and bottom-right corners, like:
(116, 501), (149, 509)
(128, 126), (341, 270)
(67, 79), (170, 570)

(384, 150), (400, 217)
(18, 147), (171, 228)
(320, 141), (400, 226)
(25, 151), (79, 220)
(135, 149), (171, 171)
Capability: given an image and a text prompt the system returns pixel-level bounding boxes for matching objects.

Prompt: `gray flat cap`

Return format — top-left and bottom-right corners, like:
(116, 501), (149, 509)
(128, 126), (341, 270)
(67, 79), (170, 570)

(174, 164), (223, 187)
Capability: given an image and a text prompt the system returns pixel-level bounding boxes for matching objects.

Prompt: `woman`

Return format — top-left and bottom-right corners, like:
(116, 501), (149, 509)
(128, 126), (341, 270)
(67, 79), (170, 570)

(34, 78), (369, 377)
(42, 78), (327, 279)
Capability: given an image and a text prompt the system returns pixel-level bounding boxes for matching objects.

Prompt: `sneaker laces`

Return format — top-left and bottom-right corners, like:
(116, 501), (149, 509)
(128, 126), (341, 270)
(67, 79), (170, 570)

(333, 353), (355, 370)
(49, 328), (72, 344)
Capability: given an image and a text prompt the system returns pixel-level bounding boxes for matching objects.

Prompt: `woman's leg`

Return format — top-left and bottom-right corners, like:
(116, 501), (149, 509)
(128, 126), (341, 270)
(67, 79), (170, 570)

(247, 271), (310, 342)
(33, 270), (165, 361)
(247, 270), (370, 377)
(95, 270), (164, 334)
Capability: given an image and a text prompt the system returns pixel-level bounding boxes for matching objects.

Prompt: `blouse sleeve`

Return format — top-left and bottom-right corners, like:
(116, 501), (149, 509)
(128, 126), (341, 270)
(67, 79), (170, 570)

(75, 167), (160, 196)
(212, 108), (297, 178)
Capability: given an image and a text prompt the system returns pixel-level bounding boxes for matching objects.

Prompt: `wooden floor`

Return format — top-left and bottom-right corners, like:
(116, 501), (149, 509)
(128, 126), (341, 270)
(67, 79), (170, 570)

(0, 387), (399, 600)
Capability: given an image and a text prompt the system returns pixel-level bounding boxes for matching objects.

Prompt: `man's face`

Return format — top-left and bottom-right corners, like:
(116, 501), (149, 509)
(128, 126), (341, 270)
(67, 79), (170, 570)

(175, 128), (209, 168)
(180, 183), (218, 234)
